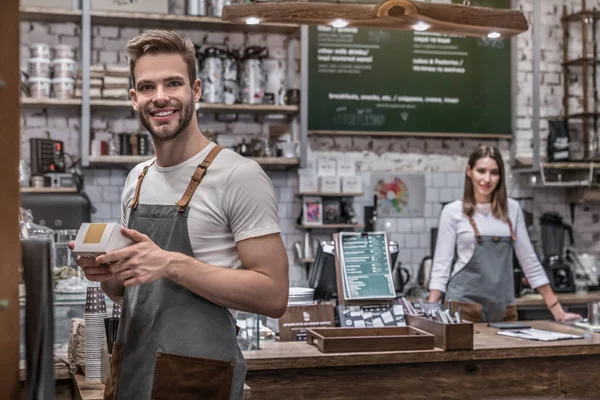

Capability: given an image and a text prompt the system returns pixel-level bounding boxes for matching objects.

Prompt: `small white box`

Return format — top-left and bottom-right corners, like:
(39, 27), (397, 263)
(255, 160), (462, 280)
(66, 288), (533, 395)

(337, 159), (356, 177)
(72, 223), (134, 258)
(299, 174), (319, 193)
(342, 176), (363, 193)
(317, 158), (337, 177)
(320, 176), (341, 193)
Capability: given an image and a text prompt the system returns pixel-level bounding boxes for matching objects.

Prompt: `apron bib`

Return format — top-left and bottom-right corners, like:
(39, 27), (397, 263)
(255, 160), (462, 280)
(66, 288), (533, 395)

(104, 146), (246, 400)
(445, 216), (517, 323)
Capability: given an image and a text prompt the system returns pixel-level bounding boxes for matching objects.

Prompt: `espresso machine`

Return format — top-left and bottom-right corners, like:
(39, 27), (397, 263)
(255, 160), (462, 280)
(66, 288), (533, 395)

(540, 212), (575, 293)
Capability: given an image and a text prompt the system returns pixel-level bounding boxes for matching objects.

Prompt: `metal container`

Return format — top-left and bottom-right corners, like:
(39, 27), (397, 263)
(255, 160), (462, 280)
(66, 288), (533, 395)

(261, 58), (286, 105)
(223, 49), (239, 105)
(198, 47), (224, 104)
(187, 0), (206, 16)
(240, 46), (267, 105)
(209, 0), (231, 17)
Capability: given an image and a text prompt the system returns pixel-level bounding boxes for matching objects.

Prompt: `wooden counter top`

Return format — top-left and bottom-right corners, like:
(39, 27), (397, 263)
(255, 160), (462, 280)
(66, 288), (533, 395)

(243, 320), (600, 371)
(515, 291), (600, 306)
(19, 358), (71, 381)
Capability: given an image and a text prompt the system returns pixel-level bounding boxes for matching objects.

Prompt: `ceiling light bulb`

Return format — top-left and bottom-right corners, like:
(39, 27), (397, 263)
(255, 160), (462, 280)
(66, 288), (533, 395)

(488, 31), (501, 39)
(412, 22), (430, 32)
(331, 19), (348, 28)
(245, 17), (260, 25)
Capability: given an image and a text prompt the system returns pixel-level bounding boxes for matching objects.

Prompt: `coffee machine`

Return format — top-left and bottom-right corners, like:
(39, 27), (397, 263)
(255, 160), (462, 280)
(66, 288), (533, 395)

(540, 212), (575, 293)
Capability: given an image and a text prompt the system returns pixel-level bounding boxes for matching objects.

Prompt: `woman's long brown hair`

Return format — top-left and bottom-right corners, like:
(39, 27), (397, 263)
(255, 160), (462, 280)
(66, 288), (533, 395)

(462, 145), (508, 222)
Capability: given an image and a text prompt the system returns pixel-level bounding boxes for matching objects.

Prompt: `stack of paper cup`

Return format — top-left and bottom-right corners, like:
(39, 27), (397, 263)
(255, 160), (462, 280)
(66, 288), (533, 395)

(111, 303), (122, 319)
(84, 285), (107, 382)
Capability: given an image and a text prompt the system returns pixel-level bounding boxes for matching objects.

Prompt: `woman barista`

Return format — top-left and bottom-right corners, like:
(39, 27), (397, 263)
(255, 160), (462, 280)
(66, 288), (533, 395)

(427, 146), (580, 322)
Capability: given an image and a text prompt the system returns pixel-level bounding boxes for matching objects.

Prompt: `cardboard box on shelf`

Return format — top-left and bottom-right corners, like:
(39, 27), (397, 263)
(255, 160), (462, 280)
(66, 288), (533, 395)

(91, 0), (168, 14)
(21, 0), (76, 9)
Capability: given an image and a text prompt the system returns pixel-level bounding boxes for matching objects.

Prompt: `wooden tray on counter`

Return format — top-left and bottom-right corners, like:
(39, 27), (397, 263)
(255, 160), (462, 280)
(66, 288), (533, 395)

(306, 326), (435, 353)
(406, 314), (473, 351)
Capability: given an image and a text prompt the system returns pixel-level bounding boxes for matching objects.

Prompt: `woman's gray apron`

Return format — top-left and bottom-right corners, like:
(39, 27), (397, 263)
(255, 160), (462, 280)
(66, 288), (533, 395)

(104, 145), (246, 400)
(445, 216), (516, 322)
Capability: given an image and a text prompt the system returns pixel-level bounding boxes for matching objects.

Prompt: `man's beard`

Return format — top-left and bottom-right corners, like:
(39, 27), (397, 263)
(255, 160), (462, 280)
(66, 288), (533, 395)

(139, 96), (195, 142)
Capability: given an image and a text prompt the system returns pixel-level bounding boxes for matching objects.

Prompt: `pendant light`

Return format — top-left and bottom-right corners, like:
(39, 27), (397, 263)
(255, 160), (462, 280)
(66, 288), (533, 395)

(222, 0), (528, 38)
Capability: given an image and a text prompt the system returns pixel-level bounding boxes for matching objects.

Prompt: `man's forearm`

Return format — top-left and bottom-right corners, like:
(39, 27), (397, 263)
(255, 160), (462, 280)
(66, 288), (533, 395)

(101, 276), (125, 305)
(165, 252), (288, 318)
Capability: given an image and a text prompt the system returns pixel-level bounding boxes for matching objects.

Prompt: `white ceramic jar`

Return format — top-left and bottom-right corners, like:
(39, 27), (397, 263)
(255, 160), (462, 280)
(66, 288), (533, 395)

(52, 58), (77, 78)
(30, 43), (51, 59)
(29, 77), (52, 98)
(51, 77), (75, 99)
(52, 44), (75, 60)
(28, 57), (52, 78)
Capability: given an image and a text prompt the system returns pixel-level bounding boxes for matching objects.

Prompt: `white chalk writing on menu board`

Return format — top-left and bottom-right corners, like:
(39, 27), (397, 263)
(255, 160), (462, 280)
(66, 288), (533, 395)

(339, 232), (396, 300)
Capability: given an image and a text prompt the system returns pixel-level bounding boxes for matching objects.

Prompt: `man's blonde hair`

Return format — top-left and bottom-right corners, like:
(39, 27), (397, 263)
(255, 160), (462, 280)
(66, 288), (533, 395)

(126, 29), (196, 87)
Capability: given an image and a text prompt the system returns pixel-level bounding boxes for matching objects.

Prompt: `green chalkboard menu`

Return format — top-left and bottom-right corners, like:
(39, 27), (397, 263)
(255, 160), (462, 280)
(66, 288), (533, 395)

(339, 232), (396, 300)
(308, 0), (512, 136)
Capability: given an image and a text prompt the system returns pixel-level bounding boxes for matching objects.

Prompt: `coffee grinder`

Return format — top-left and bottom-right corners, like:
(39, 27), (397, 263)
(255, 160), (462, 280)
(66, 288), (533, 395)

(540, 212), (575, 293)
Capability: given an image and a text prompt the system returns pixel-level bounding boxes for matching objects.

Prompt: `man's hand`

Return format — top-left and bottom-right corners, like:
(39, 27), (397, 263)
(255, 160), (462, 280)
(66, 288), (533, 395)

(95, 228), (171, 288)
(68, 241), (115, 282)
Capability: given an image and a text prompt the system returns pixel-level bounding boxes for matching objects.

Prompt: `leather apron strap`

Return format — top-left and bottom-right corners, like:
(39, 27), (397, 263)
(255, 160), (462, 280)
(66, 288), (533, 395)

(131, 160), (156, 210)
(175, 145), (223, 212)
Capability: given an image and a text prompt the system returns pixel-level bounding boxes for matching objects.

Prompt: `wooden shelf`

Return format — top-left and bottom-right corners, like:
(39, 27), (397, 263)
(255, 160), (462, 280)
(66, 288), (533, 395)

(89, 155), (152, 165)
(90, 10), (299, 34)
(251, 157), (300, 167)
(20, 187), (77, 193)
(563, 58), (600, 66)
(296, 224), (363, 230)
(566, 112), (600, 119)
(21, 98), (298, 115)
(89, 155), (300, 169)
(21, 98), (82, 108)
(542, 162), (600, 169)
(20, 6), (299, 34)
(562, 10), (600, 23)
(20, 6), (81, 23)
(296, 192), (364, 198)
(308, 130), (512, 140)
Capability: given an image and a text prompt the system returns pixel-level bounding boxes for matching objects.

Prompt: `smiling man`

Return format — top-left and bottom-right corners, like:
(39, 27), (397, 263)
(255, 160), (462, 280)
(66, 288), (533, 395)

(74, 30), (289, 400)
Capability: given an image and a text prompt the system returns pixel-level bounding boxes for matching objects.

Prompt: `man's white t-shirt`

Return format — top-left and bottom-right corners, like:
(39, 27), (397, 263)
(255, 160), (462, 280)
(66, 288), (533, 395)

(120, 141), (281, 269)
(429, 199), (550, 293)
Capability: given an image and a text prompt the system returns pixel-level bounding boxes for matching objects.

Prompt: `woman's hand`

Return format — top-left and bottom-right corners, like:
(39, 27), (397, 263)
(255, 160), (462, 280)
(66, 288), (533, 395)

(550, 303), (582, 322)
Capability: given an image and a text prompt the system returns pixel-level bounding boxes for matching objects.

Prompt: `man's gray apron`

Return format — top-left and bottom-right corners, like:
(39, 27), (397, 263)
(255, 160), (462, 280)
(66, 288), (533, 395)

(445, 216), (516, 322)
(104, 145), (246, 400)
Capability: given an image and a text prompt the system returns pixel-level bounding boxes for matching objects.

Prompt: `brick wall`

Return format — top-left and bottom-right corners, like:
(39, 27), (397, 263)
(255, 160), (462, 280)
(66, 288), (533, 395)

(19, 0), (600, 287)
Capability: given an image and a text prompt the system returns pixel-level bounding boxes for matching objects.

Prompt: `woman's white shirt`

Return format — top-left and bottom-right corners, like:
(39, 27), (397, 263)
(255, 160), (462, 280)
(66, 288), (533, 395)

(428, 199), (550, 293)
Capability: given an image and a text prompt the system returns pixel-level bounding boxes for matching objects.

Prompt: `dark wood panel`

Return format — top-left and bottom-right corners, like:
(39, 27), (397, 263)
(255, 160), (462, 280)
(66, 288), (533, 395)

(0, 0), (22, 398)
(246, 355), (600, 400)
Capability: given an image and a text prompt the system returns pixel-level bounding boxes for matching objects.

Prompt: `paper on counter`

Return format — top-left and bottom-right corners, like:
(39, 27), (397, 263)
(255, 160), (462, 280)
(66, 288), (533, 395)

(497, 328), (583, 342)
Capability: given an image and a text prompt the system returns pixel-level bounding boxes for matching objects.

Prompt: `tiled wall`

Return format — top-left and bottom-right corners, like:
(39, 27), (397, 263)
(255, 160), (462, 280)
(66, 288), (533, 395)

(19, 0), (600, 288)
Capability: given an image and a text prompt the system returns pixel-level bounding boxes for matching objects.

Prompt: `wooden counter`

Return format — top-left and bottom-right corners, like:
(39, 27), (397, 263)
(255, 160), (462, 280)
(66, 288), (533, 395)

(243, 321), (600, 399)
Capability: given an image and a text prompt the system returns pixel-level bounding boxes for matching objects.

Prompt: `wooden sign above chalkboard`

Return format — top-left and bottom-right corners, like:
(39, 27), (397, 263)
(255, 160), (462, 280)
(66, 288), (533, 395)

(308, 0), (513, 139)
